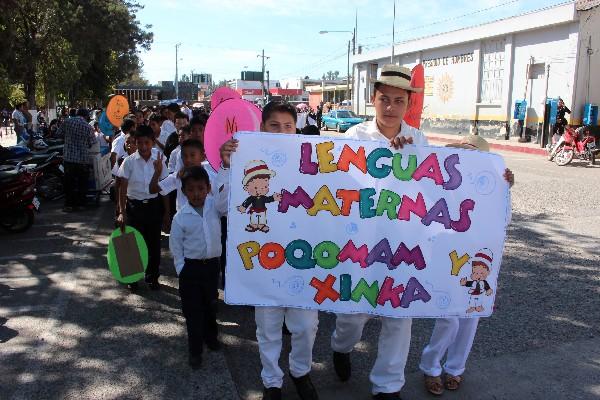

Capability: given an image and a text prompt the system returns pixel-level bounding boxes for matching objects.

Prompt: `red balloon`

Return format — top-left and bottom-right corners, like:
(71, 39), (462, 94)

(404, 64), (425, 129)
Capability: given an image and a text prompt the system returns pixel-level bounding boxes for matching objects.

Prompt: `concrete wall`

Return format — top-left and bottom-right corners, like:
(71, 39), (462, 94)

(573, 6), (600, 124)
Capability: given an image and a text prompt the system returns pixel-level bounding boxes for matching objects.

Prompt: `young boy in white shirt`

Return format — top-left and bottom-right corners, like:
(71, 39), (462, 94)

(419, 135), (514, 396)
(169, 165), (229, 369)
(116, 126), (170, 291)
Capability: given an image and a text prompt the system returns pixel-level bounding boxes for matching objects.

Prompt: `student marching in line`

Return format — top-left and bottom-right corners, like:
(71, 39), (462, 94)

(169, 165), (229, 369)
(110, 118), (136, 170)
(116, 125), (170, 291)
(220, 101), (319, 400)
(156, 102), (179, 153)
(169, 116), (206, 173)
(149, 138), (215, 213)
(420, 135), (514, 396)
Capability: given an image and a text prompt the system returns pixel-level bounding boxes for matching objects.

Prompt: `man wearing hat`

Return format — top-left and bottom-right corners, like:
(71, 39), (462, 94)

(331, 64), (427, 399)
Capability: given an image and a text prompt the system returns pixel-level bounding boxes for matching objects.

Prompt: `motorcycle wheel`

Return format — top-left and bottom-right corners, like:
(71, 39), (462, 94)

(37, 169), (64, 200)
(547, 144), (560, 161)
(555, 149), (574, 166)
(1, 208), (34, 233)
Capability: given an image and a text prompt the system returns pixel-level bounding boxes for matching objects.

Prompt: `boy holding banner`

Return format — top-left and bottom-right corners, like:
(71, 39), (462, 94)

(330, 65), (427, 400)
(420, 135), (514, 396)
(220, 101), (319, 400)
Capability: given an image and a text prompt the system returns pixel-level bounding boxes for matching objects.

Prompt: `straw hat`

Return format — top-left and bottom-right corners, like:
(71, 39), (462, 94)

(375, 64), (423, 93)
(446, 135), (490, 152)
(242, 160), (276, 186)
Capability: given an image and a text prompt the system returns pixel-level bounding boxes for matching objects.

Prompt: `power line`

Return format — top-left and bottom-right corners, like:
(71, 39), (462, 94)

(278, 47), (349, 78)
(362, 0), (522, 41)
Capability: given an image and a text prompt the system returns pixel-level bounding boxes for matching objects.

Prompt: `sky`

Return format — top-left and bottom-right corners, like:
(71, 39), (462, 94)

(136, 0), (570, 84)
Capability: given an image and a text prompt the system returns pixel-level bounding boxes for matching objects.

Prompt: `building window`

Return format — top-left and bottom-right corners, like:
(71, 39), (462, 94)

(479, 39), (505, 103)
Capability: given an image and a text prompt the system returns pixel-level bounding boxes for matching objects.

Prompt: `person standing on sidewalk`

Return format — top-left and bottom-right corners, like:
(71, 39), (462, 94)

(330, 64), (426, 400)
(11, 102), (27, 144)
(58, 108), (97, 212)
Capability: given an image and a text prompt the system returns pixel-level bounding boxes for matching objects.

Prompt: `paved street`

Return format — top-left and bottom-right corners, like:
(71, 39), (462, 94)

(1, 144), (600, 399)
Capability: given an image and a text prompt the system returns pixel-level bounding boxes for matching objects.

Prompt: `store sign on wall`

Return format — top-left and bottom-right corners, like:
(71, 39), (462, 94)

(423, 53), (474, 68)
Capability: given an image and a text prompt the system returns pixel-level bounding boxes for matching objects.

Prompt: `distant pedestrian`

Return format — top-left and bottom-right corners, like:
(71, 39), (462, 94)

(57, 108), (97, 212)
(11, 102), (27, 144)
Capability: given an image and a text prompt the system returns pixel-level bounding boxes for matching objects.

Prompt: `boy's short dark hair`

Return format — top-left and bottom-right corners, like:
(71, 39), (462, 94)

(179, 125), (191, 136)
(167, 102), (180, 113)
(373, 82), (412, 99)
(121, 118), (136, 133)
(181, 138), (205, 154)
(190, 116), (207, 128)
(181, 165), (210, 190)
(148, 113), (164, 124)
(262, 101), (297, 123)
(133, 125), (155, 141)
(174, 111), (189, 121)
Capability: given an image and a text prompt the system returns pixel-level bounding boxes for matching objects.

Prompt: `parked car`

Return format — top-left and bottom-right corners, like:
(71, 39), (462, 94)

(322, 110), (364, 132)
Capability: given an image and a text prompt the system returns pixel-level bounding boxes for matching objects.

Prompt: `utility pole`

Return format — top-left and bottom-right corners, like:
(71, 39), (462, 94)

(347, 40), (350, 103)
(175, 43), (181, 99)
(257, 50), (270, 104)
(391, 0), (396, 63)
(266, 70), (270, 103)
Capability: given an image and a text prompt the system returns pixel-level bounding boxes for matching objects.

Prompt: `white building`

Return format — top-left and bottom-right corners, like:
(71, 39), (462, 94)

(352, 1), (600, 140)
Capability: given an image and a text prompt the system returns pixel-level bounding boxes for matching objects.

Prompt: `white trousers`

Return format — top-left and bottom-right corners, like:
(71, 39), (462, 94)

(331, 313), (412, 395)
(255, 307), (319, 388)
(419, 317), (479, 377)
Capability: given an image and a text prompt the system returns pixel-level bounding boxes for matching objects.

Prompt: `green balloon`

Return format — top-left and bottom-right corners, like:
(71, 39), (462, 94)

(106, 226), (148, 284)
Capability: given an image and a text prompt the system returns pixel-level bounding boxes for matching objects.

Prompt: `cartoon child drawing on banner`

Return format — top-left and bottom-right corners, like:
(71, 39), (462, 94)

(238, 160), (281, 233)
(460, 248), (494, 313)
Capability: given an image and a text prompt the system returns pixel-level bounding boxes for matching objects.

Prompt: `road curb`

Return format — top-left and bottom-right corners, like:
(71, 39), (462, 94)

(427, 135), (548, 156)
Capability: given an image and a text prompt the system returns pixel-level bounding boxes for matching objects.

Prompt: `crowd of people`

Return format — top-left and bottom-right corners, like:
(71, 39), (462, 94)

(14, 64), (516, 400)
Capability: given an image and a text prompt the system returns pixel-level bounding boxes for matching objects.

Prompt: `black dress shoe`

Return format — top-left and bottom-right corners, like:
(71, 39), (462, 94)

(372, 392), (401, 399)
(127, 282), (139, 292)
(289, 372), (319, 400)
(333, 351), (351, 382)
(262, 386), (281, 400)
(206, 338), (222, 351)
(188, 353), (202, 370)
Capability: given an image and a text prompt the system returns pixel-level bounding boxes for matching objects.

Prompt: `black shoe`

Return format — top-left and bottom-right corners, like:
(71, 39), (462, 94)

(206, 338), (222, 351)
(333, 351), (351, 382)
(188, 353), (202, 370)
(289, 372), (319, 400)
(127, 282), (139, 292)
(372, 393), (401, 399)
(262, 386), (281, 400)
(145, 277), (160, 290)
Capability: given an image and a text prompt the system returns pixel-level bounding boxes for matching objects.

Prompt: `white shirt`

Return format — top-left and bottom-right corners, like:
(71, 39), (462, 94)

(182, 106), (193, 120)
(158, 120), (175, 146)
(168, 145), (180, 173)
(159, 161), (221, 211)
(168, 172), (229, 274)
(345, 119), (429, 145)
(111, 132), (127, 160)
(95, 131), (109, 148)
(118, 151), (168, 200)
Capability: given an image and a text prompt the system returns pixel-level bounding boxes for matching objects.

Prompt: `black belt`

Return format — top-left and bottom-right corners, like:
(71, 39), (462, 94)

(184, 257), (219, 265)
(127, 197), (159, 204)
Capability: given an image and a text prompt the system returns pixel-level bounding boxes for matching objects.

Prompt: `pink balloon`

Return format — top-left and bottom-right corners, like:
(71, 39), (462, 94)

(204, 99), (261, 171)
(211, 87), (241, 111)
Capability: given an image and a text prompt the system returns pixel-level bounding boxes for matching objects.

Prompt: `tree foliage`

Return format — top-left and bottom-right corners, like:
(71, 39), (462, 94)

(0, 0), (152, 108)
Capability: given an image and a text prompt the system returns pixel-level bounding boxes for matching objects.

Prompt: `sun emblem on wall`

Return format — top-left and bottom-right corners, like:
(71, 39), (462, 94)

(437, 73), (454, 103)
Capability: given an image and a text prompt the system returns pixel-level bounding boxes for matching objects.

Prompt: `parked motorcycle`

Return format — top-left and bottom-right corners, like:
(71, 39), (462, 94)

(0, 146), (64, 200)
(0, 164), (40, 233)
(546, 126), (598, 166)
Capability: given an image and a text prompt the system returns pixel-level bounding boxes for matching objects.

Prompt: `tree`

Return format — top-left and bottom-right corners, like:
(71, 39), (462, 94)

(1, 0), (153, 108)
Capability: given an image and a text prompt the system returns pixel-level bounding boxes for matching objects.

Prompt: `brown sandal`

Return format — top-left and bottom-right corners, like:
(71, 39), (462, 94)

(424, 375), (444, 396)
(444, 374), (463, 391)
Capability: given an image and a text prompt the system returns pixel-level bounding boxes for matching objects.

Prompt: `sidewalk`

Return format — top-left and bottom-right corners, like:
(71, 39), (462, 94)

(425, 131), (548, 156)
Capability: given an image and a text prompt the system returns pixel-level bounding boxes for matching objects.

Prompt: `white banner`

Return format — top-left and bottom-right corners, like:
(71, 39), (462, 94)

(225, 132), (510, 318)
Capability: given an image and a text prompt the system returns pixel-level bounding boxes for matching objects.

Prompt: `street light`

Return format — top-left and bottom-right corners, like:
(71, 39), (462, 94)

(319, 30), (356, 107)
